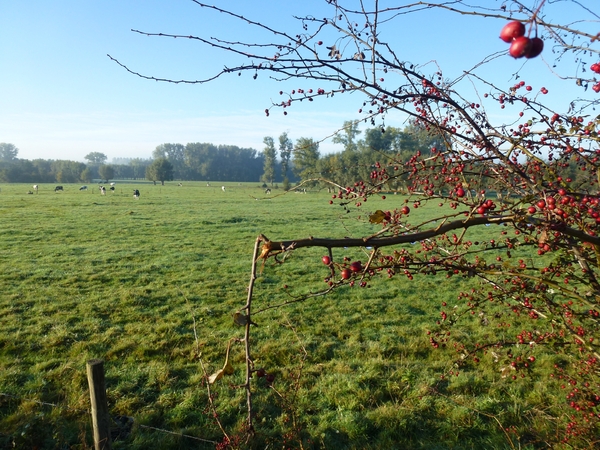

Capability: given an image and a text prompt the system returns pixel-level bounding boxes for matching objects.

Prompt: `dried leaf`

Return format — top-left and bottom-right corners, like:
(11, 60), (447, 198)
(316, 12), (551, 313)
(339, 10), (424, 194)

(208, 369), (224, 384)
(222, 340), (234, 375)
(222, 360), (234, 375)
(369, 210), (387, 224)
(233, 311), (258, 327)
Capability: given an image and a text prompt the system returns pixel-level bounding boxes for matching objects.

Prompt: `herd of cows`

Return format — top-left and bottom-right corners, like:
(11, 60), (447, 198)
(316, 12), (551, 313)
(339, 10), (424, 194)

(29, 183), (140, 198)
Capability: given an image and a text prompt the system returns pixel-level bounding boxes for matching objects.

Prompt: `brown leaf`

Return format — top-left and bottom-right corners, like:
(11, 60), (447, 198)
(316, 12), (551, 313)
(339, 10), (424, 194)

(222, 360), (234, 376)
(233, 311), (258, 327)
(369, 210), (387, 224)
(208, 369), (224, 384)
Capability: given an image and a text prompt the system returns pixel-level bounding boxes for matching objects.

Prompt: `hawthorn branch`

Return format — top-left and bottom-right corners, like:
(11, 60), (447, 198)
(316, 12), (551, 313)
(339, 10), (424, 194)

(241, 235), (263, 434)
(258, 214), (600, 259)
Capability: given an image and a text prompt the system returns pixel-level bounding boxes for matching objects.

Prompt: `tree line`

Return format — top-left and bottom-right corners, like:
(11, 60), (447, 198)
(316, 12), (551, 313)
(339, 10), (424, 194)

(1, 122), (492, 187)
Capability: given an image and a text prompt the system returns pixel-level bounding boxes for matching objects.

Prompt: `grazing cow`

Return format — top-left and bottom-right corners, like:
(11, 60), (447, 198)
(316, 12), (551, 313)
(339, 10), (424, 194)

(133, 189), (140, 199)
(206, 182), (210, 187)
(265, 188), (271, 194)
(33, 185), (38, 193)
(79, 185), (88, 191)
(27, 190), (34, 195)
(221, 186), (226, 192)
(110, 182), (115, 186)
(99, 186), (106, 195)
(109, 186), (115, 191)
(54, 186), (63, 192)
(178, 182), (182, 187)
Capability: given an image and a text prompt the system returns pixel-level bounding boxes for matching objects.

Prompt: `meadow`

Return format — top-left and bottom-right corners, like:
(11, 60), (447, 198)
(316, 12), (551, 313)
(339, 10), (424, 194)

(0, 182), (566, 449)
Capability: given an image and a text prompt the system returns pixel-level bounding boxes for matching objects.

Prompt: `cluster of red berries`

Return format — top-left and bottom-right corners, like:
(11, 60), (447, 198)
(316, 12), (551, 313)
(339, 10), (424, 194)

(500, 21), (544, 59)
(590, 63), (600, 93)
(476, 199), (496, 215)
(254, 367), (275, 383)
(340, 260), (363, 280)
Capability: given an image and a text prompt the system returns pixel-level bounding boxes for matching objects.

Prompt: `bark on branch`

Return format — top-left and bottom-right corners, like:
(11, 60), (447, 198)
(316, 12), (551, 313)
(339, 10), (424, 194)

(258, 214), (600, 259)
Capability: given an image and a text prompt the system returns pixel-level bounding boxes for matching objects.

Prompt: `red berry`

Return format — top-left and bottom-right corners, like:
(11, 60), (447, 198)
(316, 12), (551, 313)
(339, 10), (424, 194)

(500, 21), (525, 43)
(350, 261), (362, 273)
(528, 206), (537, 214)
(401, 206), (410, 215)
(477, 206), (487, 215)
(256, 368), (266, 378)
(341, 269), (352, 279)
(537, 200), (546, 209)
(456, 187), (465, 198)
(526, 37), (544, 58)
(322, 255), (331, 265)
(591, 63), (600, 74)
(265, 373), (275, 383)
(509, 36), (532, 58)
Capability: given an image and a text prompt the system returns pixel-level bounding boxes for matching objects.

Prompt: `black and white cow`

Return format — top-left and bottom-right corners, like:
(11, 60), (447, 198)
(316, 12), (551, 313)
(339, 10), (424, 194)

(133, 189), (140, 199)
(79, 185), (88, 191)
(33, 185), (38, 193)
(99, 186), (106, 195)
(54, 186), (63, 192)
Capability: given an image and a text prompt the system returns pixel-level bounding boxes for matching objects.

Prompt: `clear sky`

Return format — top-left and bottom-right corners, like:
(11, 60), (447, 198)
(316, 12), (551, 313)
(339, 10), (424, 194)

(0, 1), (593, 163)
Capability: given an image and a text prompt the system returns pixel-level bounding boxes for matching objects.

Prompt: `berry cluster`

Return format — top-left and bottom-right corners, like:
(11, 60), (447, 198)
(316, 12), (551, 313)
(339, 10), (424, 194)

(254, 367), (275, 384)
(500, 21), (544, 59)
(590, 63), (600, 92)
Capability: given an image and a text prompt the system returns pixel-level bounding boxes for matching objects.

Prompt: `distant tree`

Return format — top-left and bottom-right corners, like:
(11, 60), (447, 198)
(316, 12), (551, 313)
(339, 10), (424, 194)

(98, 164), (115, 183)
(332, 120), (361, 153)
(154, 143), (185, 179)
(129, 158), (152, 180)
(146, 158), (174, 185)
(80, 167), (93, 183)
(261, 136), (277, 186)
(278, 132), (293, 189)
(0, 163), (20, 182)
(292, 137), (320, 184)
(0, 143), (18, 161)
(84, 152), (108, 165)
(53, 160), (86, 183)
(31, 159), (54, 183)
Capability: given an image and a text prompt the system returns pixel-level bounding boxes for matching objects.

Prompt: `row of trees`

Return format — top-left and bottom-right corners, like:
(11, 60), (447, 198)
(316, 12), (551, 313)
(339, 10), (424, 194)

(259, 123), (447, 190)
(0, 143), (263, 184)
(0, 150), (153, 184)
(4, 119), (538, 189)
(152, 142), (268, 182)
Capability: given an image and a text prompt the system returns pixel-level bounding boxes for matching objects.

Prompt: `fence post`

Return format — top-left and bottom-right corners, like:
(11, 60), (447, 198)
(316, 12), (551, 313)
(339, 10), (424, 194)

(87, 359), (112, 450)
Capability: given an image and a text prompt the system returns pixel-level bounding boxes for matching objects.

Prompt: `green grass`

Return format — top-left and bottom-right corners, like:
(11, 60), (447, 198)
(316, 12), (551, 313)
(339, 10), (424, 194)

(0, 182), (577, 449)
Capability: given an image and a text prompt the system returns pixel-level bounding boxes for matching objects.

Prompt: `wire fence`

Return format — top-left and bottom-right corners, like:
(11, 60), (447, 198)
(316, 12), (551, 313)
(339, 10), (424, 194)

(0, 391), (218, 446)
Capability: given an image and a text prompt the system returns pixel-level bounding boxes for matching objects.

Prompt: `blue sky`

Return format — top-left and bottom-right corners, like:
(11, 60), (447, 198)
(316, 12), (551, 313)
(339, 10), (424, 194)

(0, 1), (592, 162)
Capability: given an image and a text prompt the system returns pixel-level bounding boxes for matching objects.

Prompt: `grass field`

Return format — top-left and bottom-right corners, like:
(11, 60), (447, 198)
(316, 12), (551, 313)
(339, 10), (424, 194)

(0, 182), (572, 449)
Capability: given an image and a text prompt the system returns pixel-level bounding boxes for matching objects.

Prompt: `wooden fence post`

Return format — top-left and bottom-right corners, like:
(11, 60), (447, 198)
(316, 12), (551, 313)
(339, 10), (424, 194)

(87, 359), (112, 450)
